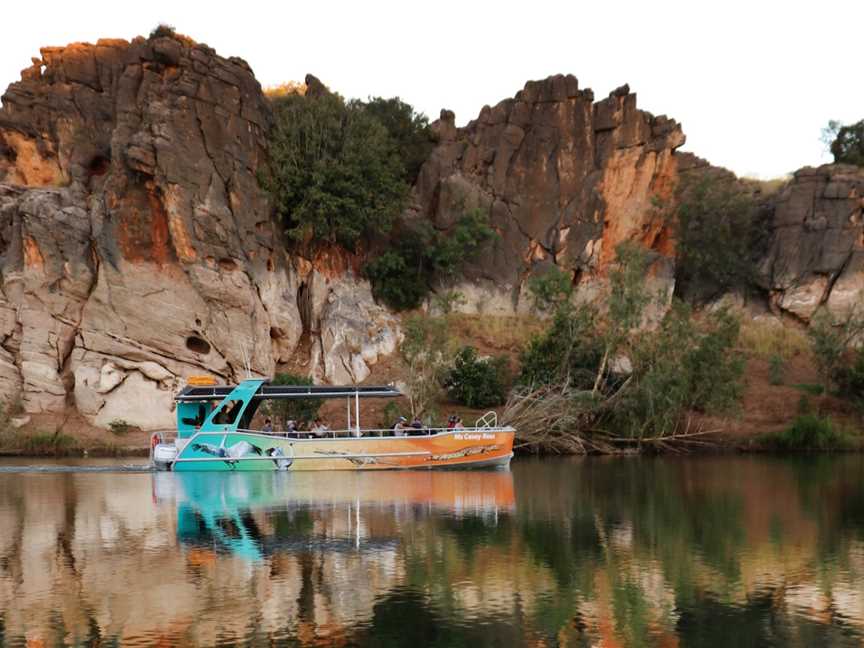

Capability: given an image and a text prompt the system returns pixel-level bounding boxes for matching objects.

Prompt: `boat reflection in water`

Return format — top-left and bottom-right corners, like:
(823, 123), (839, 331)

(153, 469), (515, 563)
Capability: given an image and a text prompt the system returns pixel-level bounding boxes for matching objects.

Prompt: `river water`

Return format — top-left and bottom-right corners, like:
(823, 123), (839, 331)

(0, 455), (863, 647)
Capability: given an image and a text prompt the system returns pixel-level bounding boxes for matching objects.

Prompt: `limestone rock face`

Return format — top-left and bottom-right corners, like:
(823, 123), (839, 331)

(0, 35), (302, 429)
(412, 76), (686, 313)
(757, 165), (864, 320)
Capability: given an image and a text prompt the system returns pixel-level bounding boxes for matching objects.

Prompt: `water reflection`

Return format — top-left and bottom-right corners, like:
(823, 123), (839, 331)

(0, 456), (863, 646)
(156, 471), (515, 562)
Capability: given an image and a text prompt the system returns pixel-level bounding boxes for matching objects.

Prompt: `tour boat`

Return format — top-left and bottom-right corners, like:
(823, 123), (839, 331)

(151, 378), (515, 471)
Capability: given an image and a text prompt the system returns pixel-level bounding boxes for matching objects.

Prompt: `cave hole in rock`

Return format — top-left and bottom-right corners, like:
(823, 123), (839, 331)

(87, 154), (110, 177)
(297, 281), (313, 334)
(270, 327), (285, 340)
(218, 258), (238, 271)
(186, 335), (211, 355)
(0, 137), (16, 163)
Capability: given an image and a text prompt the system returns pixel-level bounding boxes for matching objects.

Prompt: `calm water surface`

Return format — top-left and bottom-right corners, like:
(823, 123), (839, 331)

(1, 455), (863, 647)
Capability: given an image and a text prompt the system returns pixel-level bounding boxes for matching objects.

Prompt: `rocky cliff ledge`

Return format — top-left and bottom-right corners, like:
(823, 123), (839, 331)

(0, 33), (861, 432)
(757, 165), (864, 321)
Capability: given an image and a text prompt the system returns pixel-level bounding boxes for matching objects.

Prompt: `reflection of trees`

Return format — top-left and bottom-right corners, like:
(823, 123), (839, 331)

(352, 586), (526, 647)
(676, 588), (864, 648)
(3, 459), (864, 646)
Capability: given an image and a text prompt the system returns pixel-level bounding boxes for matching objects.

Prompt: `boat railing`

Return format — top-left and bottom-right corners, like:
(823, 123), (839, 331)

(474, 411), (498, 429)
(233, 426), (503, 439)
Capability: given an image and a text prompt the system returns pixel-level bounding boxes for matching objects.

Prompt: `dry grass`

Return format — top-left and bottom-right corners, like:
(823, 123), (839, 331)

(447, 314), (545, 355)
(739, 317), (809, 359)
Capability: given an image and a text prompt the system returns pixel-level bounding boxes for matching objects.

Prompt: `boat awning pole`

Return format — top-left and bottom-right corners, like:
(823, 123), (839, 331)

(355, 390), (360, 435)
(347, 396), (351, 431)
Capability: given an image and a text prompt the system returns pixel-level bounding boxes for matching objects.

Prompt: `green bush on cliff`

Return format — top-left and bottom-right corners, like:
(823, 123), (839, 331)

(264, 89), (437, 250)
(265, 92), (409, 249)
(362, 97), (436, 185)
(527, 267), (574, 313)
(671, 175), (766, 302)
(824, 119), (864, 166)
(364, 208), (495, 310)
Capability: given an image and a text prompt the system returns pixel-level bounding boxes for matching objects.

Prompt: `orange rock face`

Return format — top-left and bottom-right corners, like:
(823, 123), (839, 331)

(411, 78), (691, 312)
(0, 33), (303, 419)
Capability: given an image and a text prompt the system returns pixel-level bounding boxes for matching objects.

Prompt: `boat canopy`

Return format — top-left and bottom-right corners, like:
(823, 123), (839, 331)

(175, 384), (402, 402)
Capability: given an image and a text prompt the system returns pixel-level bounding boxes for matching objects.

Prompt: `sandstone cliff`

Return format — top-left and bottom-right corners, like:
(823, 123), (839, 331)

(0, 34), (396, 430)
(756, 165), (864, 321)
(411, 77), (688, 314)
(0, 33), (860, 433)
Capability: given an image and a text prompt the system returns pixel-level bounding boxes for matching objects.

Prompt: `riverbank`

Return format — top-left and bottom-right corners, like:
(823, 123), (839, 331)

(1, 315), (861, 458)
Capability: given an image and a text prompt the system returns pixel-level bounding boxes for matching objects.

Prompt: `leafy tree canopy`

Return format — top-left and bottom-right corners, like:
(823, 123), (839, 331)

(671, 175), (766, 302)
(265, 92), (434, 249)
(442, 346), (509, 409)
(365, 208), (496, 310)
(362, 97), (436, 184)
(824, 119), (864, 166)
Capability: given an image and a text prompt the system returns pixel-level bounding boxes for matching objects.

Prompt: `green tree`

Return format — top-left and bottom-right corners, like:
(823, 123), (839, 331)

(824, 119), (864, 166)
(443, 346), (509, 408)
(517, 304), (604, 390)
(608, 303), (744, 440)
(807, 306), (864, 392)
(365, 208), (495, 310)
(527, 267), (574, 313)
(265, 93), (408, 249)
(593, 242), (653, 393)
(400, 316), (450, 417)
(362, 97), (436, 184)
(261, 373), (322, 427)
(672, 175), (764, 301)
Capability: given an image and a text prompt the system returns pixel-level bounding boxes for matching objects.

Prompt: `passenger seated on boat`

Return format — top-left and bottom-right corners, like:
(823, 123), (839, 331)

(409, 416), (425, 436)
(311, 418), (330, 437)
(454, 415), (464, 430)
(284, 420), (297, 437)
(447, 415), (456, 429)
(393, 416), (407, 437)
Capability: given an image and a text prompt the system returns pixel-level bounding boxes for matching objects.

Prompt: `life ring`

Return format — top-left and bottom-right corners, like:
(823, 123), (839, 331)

(150, 432), (164, 449)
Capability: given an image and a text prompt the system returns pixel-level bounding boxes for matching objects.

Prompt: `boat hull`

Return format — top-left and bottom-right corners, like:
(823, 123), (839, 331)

(171, 428), (515, 472)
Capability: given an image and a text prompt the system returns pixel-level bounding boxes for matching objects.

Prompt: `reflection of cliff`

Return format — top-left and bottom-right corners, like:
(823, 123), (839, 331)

(1, 459), (864, 645)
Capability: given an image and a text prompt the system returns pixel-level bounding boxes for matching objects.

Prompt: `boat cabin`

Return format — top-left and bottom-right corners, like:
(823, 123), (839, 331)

(174, 378), (403, 439)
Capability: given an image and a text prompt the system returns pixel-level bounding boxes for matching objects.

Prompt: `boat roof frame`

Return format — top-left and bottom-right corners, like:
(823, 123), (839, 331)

(175, 383), (402, 402)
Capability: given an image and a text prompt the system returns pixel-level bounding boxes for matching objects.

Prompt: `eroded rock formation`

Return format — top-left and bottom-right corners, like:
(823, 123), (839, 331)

(757, 165), (864, 320)
(411, 77), (688, 314)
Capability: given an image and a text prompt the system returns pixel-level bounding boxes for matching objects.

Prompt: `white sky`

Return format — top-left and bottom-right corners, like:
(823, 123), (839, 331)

(1, 0), (861, 179)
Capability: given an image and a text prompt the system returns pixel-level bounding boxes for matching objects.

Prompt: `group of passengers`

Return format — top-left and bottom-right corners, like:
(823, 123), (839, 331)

(259, 412), (467, 437)
(260, 417), (331, 438)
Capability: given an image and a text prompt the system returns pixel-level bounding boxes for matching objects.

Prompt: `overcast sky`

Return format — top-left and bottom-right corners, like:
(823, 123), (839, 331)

(2, 0), (861, 179)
